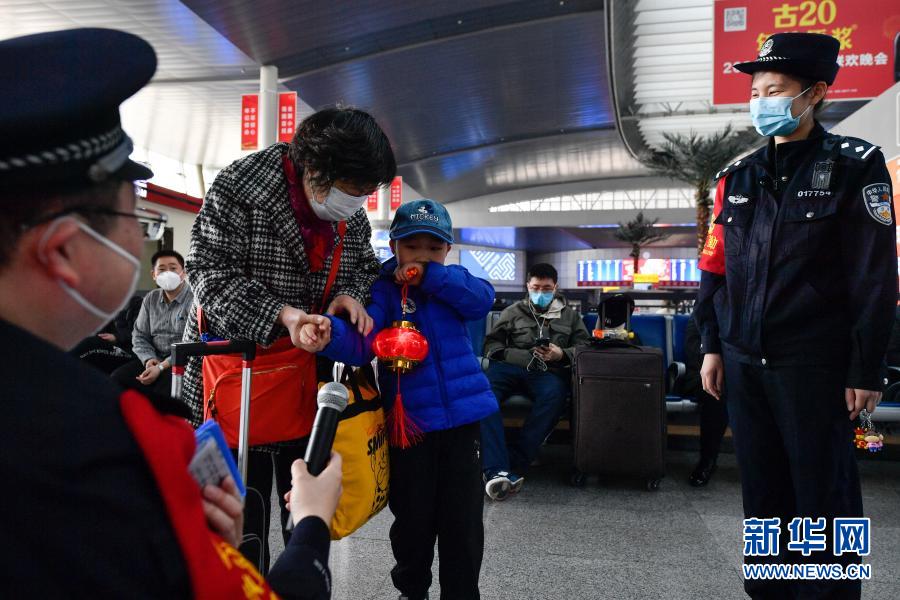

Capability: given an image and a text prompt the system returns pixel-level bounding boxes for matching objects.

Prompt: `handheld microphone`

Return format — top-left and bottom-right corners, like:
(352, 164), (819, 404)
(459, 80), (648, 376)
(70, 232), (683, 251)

(285, 382), (348, 532)
(304, 382), (349, 475)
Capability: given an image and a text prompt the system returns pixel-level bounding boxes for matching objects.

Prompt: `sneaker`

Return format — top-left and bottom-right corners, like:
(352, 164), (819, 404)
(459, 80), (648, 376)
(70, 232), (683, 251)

(483, 471), (512, 501)
(398, 595), (428, 600)
(507, 472), (525, 494)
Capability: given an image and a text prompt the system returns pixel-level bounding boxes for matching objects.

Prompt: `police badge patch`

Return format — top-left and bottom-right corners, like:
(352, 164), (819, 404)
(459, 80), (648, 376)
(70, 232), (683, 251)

(402, 298), (417, 314)
(862, 183), (893, 225)
(811, 161), (833, 189)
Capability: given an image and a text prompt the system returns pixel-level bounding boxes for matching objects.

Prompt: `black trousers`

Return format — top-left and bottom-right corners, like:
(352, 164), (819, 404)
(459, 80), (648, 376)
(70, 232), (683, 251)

(389, 421), (484, 600)
(234, 443), (307, 574)
(724, 356), (863, 600)
(698, 388), (729, 463)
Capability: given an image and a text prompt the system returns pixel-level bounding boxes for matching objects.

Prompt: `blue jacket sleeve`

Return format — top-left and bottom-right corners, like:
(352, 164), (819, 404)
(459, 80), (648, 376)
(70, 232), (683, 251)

(322, 281), (393, 366)
(419, 263), (495, 321)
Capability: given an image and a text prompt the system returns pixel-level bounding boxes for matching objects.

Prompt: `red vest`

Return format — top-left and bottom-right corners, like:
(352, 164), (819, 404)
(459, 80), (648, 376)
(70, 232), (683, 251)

(699, 177), (727, 275)
(119, 390), (279, 600)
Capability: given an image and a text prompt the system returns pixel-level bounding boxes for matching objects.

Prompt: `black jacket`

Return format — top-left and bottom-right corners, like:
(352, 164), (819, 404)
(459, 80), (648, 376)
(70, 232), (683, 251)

(1, 318), (331, 598)
(695, 123), (897, 390)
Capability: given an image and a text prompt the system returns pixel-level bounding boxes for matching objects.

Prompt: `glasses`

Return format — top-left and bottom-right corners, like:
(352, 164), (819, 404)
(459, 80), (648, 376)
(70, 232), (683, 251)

(25, 205), (168, 241)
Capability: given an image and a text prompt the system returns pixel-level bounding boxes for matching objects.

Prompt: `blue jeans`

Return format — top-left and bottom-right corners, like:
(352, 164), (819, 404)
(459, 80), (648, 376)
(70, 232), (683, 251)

(480, 361), (569, 475)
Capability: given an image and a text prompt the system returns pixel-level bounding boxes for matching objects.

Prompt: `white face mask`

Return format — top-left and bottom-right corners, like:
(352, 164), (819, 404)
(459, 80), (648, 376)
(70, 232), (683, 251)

(155, 270), (183, 292)
(309, 184), (368, 222)
(40, 217), (140, 330)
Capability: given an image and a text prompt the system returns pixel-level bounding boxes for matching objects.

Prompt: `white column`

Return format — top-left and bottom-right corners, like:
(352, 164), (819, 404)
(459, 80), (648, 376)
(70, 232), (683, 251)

(258, 65), (278, 148)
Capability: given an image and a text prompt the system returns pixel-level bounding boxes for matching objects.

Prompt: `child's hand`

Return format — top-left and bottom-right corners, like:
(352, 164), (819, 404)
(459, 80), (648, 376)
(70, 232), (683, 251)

(395, 262), (426, 286)
(298, 318), (331, 352)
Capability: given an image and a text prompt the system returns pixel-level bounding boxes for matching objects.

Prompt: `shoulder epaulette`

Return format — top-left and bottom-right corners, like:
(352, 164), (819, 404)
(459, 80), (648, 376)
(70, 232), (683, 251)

(715, 157), (753, 181)
(836, 136), (881, 161)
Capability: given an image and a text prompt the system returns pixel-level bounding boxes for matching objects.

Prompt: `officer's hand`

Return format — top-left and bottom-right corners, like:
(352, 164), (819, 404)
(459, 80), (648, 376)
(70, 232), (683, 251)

(700, 353), (724, 400)
(845, 388), (881, 421)
(284, 453), (343, 526)
(202, 476), (244, 548)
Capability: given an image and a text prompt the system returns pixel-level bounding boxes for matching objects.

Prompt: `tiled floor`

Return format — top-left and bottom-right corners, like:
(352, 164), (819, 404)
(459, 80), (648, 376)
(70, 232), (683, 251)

(268, 447), (900, 599)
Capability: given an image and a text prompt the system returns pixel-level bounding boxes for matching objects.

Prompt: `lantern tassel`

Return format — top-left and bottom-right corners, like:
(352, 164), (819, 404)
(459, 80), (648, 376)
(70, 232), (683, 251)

(388, 368), (423, 448)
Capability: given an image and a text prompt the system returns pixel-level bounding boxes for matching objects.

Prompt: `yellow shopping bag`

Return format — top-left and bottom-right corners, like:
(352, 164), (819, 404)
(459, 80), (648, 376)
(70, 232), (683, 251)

(326, 363), (389, 540)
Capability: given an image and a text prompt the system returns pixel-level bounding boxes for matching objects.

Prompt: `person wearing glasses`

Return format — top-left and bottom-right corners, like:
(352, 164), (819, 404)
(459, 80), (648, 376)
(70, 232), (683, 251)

(0, 29), (339, 598)
(110, 249), (193, 396)
(480, 263), (591, 500)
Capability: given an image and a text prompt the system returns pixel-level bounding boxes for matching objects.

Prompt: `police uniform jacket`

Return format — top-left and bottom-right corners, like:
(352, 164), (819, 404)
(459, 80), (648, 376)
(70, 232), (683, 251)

(695, 123), (897, 390)
(0, 318), (331, 598)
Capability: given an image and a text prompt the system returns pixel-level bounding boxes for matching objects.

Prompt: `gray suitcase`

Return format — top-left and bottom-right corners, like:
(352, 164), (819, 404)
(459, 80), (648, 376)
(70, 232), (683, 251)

(571, 343), (666, 490)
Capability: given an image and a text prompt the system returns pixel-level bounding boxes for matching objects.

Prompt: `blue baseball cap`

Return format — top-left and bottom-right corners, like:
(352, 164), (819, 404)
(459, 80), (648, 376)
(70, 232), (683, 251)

(390, 199), (454, 244)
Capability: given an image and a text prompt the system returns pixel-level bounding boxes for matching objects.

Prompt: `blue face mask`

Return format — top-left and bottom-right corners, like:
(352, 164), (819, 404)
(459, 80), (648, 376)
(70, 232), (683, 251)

(749, 86), (813, 137)
(529, 290), (554, 308)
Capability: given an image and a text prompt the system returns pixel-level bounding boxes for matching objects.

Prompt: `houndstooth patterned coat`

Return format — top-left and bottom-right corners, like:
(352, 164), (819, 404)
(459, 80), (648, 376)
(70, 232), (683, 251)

(181, 142), (380, 431)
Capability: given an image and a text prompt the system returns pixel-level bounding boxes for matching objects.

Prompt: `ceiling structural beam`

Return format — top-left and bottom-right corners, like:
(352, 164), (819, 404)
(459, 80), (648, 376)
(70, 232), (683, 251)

(395, 124), (617, 168)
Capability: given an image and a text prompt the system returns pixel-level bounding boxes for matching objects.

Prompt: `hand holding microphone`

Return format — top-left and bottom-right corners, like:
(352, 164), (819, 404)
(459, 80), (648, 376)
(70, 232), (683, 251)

(285, 382), (348, 531)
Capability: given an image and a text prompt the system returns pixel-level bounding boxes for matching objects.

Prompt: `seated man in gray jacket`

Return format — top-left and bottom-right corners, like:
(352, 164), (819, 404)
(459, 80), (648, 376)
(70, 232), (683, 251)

(111, 250), (193, 396)
(480, 263), (591, 500)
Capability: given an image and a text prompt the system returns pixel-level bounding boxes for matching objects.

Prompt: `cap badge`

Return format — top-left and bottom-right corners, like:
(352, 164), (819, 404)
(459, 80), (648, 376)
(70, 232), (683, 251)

(759, 38), (774, 57)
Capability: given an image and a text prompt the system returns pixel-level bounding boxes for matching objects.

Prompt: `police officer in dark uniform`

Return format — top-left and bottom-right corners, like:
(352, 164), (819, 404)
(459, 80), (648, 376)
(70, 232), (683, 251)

(0, 29), (339, 597)
(695, 33), (897, 599)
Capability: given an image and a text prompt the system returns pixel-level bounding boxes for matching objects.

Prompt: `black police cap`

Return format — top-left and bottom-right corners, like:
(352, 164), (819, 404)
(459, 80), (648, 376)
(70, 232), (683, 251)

(734, 32), (840, 85)
(0, 28), (156, 192)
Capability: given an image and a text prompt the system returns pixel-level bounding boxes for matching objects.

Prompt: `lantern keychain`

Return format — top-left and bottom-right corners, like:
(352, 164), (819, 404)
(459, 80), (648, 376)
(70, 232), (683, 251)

(372, 267), (429, 448)
(854, 409), (884, 453)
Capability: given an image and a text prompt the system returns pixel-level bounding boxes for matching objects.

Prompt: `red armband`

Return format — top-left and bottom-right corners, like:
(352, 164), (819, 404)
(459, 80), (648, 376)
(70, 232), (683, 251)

(698, 177), (727, 276)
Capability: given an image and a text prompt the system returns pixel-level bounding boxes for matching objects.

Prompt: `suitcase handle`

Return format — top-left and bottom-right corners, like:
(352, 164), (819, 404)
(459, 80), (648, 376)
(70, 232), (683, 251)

(170, 340), (257, 368)
(169, 339), (257, 485)
(589, 338), (643, 351)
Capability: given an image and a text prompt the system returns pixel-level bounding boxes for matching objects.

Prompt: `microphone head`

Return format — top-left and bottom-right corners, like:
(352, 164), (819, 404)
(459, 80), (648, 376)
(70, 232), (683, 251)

(317, 381), (349, 412)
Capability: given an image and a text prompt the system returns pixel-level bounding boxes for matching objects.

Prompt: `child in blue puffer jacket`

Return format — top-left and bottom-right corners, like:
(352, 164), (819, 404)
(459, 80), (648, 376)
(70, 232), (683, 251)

(305, 199), (497, 600)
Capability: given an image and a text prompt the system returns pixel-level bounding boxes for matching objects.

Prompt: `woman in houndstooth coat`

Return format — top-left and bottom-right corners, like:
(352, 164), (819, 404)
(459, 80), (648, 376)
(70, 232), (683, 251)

(181, 107), (396, 571)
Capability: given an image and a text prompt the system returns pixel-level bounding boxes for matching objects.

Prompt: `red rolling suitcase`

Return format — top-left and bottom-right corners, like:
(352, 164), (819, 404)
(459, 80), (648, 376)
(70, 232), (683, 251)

(571, 342), (666, 491)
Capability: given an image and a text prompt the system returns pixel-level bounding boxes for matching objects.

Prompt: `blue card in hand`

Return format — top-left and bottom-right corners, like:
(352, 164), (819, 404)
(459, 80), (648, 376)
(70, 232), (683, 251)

(189, 421), (246, 498)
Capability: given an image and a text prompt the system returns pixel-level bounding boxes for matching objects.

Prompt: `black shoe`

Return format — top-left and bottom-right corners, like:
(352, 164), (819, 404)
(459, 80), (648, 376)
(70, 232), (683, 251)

(689, 459), (717, 487)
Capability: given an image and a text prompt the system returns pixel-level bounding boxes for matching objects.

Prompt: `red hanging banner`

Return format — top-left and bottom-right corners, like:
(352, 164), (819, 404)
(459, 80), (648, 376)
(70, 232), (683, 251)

(240, 94), (259, 150)
(390, 177), (403, 211)
(278, 92), (297, 143)
(713, 0), (900, 105)
(367, 191), (379, 212)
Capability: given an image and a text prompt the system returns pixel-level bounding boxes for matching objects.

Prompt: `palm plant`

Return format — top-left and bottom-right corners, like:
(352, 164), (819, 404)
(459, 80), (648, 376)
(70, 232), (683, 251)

(638, 125), (760, 255)
(614, 211), (671, 275)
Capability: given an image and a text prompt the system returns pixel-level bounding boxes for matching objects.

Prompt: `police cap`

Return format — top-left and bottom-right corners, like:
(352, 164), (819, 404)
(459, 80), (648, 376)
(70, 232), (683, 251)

(734, 32), (840, 85)
(0, 28), (156, 192)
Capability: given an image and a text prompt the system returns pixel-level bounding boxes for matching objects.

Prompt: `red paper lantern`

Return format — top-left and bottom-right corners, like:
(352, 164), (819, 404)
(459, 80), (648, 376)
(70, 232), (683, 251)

(372, 320), (429, 372)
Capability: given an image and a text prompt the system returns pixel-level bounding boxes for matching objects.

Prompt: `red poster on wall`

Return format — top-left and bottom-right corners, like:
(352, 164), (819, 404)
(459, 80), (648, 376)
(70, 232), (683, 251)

(278, 92), (297, 143)
(366, 191), (379, 212)
(714, 0), (900, 105)
(241, 94), (259, 150)
(390, 177), (402, 211)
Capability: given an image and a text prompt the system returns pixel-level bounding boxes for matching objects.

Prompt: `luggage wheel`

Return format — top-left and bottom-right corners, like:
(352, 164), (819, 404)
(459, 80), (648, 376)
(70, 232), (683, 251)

(570, 470), (588, 487)
(646, 478), (661, 492)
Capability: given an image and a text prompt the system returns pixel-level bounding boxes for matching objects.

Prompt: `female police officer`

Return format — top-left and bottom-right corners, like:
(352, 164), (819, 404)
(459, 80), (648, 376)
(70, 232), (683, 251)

(695, 33), (896, 599)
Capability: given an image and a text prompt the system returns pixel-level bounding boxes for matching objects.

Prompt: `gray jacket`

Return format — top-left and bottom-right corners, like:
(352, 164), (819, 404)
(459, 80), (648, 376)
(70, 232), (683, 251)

(484, 295), (591, 369)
